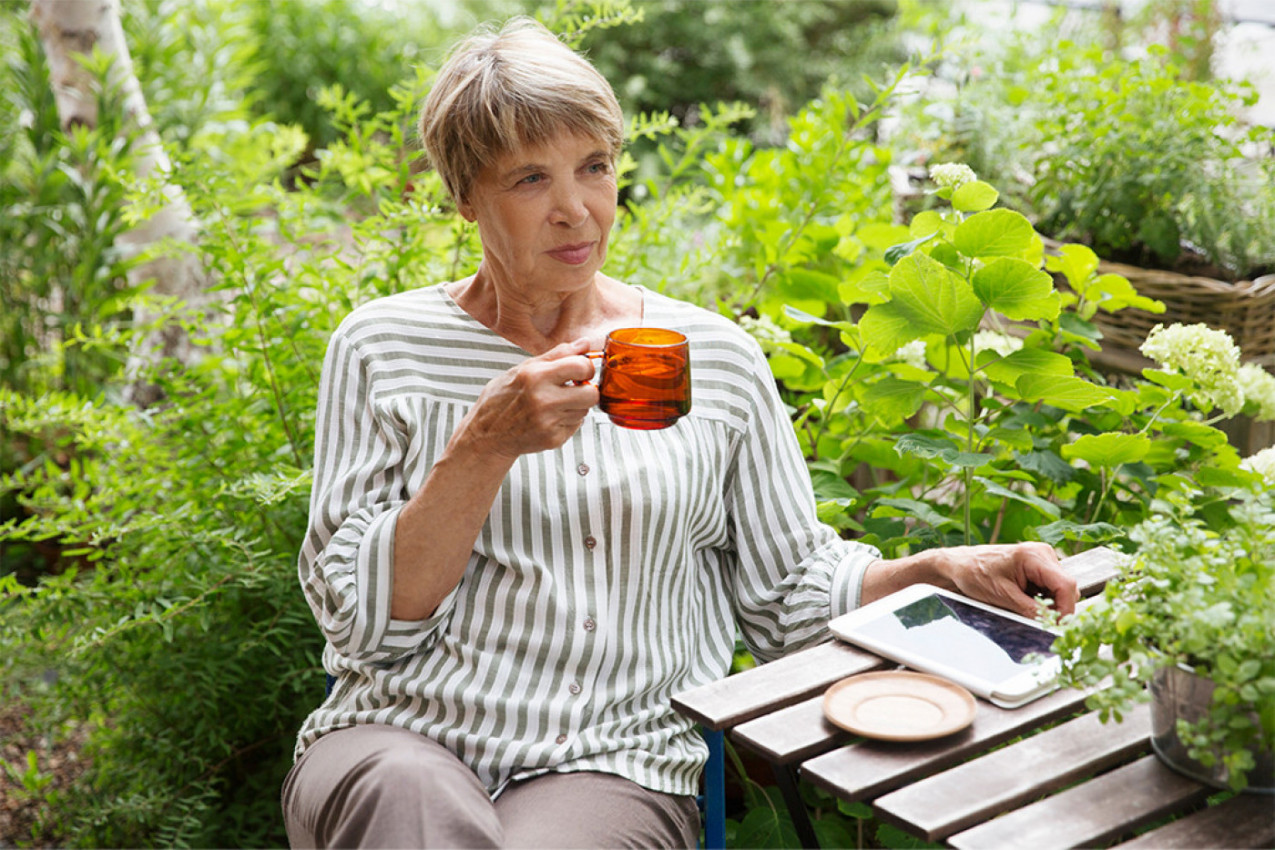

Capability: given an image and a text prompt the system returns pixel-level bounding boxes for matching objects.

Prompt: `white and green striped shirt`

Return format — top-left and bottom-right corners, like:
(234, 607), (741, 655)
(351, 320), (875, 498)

(295, 283), (880, 797)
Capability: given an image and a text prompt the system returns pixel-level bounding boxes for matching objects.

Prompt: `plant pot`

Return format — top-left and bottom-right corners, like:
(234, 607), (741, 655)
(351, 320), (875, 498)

(1150, 664), (1275, 793)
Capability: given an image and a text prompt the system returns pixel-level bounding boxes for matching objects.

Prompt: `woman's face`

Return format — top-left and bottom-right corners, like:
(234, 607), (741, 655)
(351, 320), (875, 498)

(461, 132), (617, 297)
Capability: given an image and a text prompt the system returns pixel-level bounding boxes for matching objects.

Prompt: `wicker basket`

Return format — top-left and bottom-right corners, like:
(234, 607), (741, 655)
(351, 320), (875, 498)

(1040, 235), (1275, 372)
(1057, 257), (1275, 452)
(1092, 262), (1275, 368)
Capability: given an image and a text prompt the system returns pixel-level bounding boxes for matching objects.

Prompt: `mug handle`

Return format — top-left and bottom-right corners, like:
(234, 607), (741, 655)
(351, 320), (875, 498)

(570, 351), (604, 387)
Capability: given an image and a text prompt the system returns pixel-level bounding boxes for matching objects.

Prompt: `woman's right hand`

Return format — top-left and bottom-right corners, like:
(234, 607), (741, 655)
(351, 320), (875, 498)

(391, 339), (599, 620)
(455, 338), (600, 460)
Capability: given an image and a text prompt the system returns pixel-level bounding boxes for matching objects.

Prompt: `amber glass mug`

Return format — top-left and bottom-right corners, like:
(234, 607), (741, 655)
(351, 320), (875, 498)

(586, 328), (691, 430)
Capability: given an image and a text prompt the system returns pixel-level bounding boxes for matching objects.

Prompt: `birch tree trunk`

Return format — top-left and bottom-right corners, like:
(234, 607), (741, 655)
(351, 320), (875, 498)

(29, 0), (206, 405)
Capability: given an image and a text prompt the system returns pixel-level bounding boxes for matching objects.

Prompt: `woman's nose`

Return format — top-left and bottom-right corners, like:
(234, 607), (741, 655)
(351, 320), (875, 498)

(550, 182), (588, 227)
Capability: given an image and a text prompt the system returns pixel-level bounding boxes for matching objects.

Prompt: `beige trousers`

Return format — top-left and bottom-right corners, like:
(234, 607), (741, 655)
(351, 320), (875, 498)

(281, 724), (701, 849)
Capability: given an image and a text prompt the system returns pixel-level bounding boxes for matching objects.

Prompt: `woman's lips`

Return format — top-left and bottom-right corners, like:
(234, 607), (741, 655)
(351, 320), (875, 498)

(547, 242), (595, 265)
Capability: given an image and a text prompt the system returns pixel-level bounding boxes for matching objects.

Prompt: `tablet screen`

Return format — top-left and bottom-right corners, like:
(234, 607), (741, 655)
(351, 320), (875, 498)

(852, 592), (1057, 686)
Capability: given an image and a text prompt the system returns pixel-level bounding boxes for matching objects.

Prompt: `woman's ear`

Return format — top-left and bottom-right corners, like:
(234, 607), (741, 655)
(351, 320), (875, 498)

(457, 196), (476, 222)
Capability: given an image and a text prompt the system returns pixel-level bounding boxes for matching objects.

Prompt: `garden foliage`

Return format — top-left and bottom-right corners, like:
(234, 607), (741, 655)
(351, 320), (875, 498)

(2, 0), (1274, 847)
(893, 12), (1275, 280)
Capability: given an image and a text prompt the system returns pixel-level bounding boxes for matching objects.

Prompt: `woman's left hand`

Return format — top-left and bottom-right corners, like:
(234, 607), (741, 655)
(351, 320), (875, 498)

(863, 541), (1078, 619)
(939, 542), (1078, 618)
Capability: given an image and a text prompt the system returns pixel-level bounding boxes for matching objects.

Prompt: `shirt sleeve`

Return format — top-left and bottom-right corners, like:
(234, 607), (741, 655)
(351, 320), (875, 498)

(723, 335), (880, 664)
(297, 326), (458, 664)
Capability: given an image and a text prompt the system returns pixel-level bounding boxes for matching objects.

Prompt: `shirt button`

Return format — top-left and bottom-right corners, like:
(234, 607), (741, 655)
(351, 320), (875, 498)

(584, 535), (597, 550)
(568, 682), (582, 695)
(577, 463), (590, 476)
(583, 617), (596, 632)
(556, 734), (568, 745)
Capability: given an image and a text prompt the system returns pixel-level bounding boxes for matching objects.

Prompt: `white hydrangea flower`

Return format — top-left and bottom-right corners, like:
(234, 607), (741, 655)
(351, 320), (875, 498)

(973, 330), (1023, 359)
(894, 339), (928, 369)
(1240, 446), (1275, 484)
(929, 162), (978, 190)
(1237, 363), (1275, 421)
(1139, 323), (1244, 416)
(738, 314), (792, 346)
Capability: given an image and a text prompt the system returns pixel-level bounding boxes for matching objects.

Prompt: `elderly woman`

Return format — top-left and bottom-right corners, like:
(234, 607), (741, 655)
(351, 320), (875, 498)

(282, 17), (1077, 849)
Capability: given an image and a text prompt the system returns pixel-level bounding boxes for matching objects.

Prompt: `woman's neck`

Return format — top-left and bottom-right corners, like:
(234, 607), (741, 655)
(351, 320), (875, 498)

(447, 271), (641, 355)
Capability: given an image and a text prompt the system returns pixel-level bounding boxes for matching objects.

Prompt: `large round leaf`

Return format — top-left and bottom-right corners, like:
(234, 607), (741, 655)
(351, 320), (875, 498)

(1061, 432), (1152, 468)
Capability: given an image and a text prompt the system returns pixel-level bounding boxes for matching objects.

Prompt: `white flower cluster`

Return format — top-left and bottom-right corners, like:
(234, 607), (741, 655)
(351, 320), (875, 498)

(893, 340), (928, 369)
(1240, 446), (1275, 484)
(738, 314), (792, 347)
(1237, 363), (1275, 421)
(1139, 323), (1244, 416)
(973, 330), (1023, 359)
(929, 162), (977, 190)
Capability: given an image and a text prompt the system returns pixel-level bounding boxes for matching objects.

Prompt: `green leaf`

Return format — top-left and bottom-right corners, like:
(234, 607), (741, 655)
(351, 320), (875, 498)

(895, 432), (994, 467)
(1016, 449), (1077, 483)
(886, 252), (985, 337)
(953, 209), (1037, 257)
(857, 222), (912, 253)
(1016, 374), (1116, 412)
(971, 258), (1061, 321)
(1045, 243), (1100, 290)
(771, 341), (825, 367)
(1159, 420), (1230, 450)
(862, 377), (926, 425)
(783, 305), (855, 333)
(777, 268), (841, 301)
(873, 497), (960, 530)
(982, 348), (1074, 387)
(1090, 273), (1166, 314)
(838, 269), (890, 306)
(950, 180), (999, 212)
(928, 241), (964, 273)
(857, 302), (919, 354)
(1196, 465), (1260, 489)
(1033, 519), (1123, 545)
(953, 178), (999, 212)
(1061, 432), (1152, 468)
(1141, 368), (1195, 393)
(975, 477), (1061, 518)
(1058, 312), (1103, 347)
(810, 468), (860, 501)
(985, 427), (1035, 452)
(884, 231), (939, 266)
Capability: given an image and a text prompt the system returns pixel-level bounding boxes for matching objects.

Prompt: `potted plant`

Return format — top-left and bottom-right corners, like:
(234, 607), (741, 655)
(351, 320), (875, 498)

(1053, 472), (1275, 792)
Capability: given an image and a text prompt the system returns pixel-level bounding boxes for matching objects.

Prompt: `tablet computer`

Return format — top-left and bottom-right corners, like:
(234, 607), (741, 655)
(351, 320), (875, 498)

(828, 584), (1061, 709)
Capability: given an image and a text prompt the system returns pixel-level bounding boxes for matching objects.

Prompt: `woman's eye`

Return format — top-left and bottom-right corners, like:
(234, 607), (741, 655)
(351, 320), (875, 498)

(518, 173), (543, 185)
(587, 161), (610, 175)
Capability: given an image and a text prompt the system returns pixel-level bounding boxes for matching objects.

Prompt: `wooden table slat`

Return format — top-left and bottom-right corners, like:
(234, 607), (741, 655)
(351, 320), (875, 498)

(947, 755), (1214, 850)
(873, 703), (1152, 840)
(800, 684), (1093, 802)
(1110, 791), (1275, 849)
(731, 694), (847, 765)
(670, 641), (884, 730)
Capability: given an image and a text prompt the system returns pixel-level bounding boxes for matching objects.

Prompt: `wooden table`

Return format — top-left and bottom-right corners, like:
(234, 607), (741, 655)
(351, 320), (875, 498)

(672, 548), (1275, 849)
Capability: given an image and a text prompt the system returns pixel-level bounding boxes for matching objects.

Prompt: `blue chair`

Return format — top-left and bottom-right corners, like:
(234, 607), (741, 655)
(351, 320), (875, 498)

(701, 727), (727, 849)
(325, 675), (728, 847)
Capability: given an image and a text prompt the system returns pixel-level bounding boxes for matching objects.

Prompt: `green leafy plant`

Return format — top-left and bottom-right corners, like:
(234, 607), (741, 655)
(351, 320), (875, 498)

(1053, 482), (1275, 791)
(746, 163), (1273, 561)
(0, 20), (143, 398)
(0, 56), (452, 850)
(890, 20), (1275, 281)
(1026, 42), (1275, 279)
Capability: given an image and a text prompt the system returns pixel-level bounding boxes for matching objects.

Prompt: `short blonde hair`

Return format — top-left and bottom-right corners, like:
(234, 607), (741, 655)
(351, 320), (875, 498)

(418, 18), (624, 204)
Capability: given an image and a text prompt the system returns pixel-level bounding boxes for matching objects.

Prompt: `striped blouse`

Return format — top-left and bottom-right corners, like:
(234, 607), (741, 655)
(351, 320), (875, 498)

(294, 282), (881, 797)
